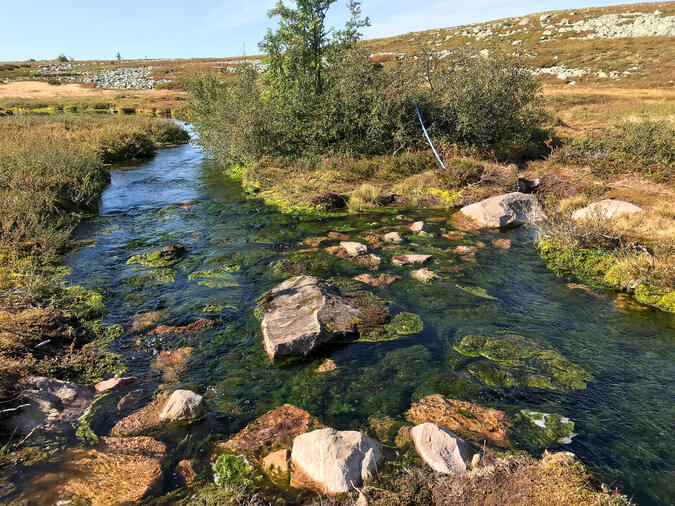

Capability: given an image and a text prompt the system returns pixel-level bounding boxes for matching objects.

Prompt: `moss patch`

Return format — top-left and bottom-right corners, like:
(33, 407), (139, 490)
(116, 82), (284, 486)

(127, 245), (186, 268)
(511, 410), (576, 453)
(454, 335), (592, 391)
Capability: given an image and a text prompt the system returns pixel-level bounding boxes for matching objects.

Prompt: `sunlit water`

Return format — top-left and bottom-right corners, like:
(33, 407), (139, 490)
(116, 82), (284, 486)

(7, 135), (674, 504)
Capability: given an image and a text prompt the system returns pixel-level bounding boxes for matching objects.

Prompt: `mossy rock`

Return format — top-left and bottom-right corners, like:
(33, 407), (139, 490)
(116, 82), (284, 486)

(127, 245), (187, 268)
(213, 454), (251, 486)
(454, 335), (592, 391)
(64, 285), (106, 321)
(510, 410), (576, 453)
(188, 265), (240, 289)
(125, 268), (177, 287)
(273, 251), (359, 278)
(360, 312), (423, 342)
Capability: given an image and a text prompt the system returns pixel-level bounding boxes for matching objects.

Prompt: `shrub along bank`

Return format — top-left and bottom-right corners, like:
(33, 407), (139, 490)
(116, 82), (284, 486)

(0, 115), (188, 400)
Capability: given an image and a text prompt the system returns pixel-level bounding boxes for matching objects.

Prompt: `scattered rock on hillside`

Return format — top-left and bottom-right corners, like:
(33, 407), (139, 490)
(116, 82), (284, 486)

(4, 376), (92, 436)
(291, 428), (383, 495)
(571, 199), (642, 220)
(259, 276), (362, 361)
(411, 423), (473, 474)
(392, 254), (433, 266)
(407, 394), (512, 447)
(159, 390), (206, 423)
(459, 192), (545, 229)
(215, 404), (321, 462)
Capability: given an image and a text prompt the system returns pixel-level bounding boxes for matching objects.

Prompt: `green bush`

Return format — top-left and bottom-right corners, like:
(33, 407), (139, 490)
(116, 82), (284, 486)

(212, 454), (251, 486)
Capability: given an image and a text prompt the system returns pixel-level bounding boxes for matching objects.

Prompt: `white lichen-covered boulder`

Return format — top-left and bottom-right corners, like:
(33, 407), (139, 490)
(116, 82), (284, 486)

(410, 423), (473, 474)
(572, 199), (642, 221)
(159, 390), (206, 422)
(259, 276), (361, 361)
(459, 192), (545, 228)
(290, 428), (383, 495)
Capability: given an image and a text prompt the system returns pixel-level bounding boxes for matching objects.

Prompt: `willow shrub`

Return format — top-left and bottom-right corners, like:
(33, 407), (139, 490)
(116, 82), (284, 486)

(187, 48), (547, 167)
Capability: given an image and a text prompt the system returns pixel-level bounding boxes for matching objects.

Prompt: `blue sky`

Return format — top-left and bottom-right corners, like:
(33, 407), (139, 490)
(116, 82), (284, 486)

(2, 0), (629, 61)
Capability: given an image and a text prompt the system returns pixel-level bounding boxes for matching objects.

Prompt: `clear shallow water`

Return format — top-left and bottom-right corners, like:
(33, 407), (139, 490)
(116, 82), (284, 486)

(18, 138), (675, 503)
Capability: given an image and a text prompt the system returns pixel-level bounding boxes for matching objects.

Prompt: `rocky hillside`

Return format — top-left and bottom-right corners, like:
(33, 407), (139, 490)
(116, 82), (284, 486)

(363, 2), (675, 88)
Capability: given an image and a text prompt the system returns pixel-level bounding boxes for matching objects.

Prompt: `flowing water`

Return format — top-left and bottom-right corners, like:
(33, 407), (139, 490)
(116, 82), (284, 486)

(6, 134), (675, 504)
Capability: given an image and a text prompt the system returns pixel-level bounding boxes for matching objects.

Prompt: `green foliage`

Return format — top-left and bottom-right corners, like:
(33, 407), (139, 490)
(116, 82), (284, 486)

(511, 410), (576, 452)
(212, 454), (251, 487)
(455, 285), (497, 300)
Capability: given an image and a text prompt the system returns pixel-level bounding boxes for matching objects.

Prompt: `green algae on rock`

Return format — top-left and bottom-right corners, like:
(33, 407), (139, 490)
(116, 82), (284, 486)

(454, 335), (592, 391)
(125, 268), (177, 287)
(127, 245), (187, 268)
(359, 312), (423, 342)
(455, 285), (498, 300)
(188, 266), (240, 288)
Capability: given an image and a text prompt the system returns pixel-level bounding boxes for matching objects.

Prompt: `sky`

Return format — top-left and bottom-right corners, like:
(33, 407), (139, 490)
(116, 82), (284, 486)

(1, 0), (632, 61)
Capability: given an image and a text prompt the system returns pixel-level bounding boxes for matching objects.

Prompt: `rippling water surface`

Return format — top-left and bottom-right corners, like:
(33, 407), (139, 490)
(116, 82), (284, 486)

(14, 134), (674, 504)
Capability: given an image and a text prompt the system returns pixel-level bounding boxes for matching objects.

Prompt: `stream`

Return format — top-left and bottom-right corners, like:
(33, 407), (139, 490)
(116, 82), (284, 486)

(7, 132), (675, 504)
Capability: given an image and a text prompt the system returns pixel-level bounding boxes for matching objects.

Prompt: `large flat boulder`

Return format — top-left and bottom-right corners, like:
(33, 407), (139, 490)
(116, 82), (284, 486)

(459, 192), (545, 228)
(572, 199), (642, 220)
(259, 276), (362, 361)
(407, 394), (512, 447)
(410, 423), (473, 474)
(4, 376), (92, 436)
(291, 428), (383, 495)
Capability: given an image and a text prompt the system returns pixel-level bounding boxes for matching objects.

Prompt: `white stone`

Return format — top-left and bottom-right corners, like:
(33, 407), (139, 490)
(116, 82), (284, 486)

(459, 192), (545, 229)
(159, 390), (206, 422)
(411, 423), (473, 474)
(291, 428), (382, 494)
(340, 241), (368, 256)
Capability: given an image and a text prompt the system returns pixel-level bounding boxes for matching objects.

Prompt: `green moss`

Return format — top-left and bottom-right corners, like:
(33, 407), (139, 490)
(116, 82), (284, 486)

(455, 285), (498, 300)
(510, 410), (576, 452)
(125, 268), (177, 287)
(454, 335), (592, 391)
(188, 266), (240, 289)
(213, 454), (251, 486)
(64, 285), (106, 321)
(127, 245), (186, 268)
(75, 393), (110, 446)
(359, 312), (423, 342)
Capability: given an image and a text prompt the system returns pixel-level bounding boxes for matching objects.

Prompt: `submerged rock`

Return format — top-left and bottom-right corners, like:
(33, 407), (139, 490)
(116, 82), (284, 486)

(131, 311), (167, 332)
(407, 394), (512, 447)
(151, 347), (192, 382)
(409, 221), (428, 233)
(150, 318), (214, 337)
(411, 423), (473, 474)
(290, 428), (383, 495)
(159, 390), (206, 423)
(111, 392), (169, 436)
(127, 245), (187, 267)
(25, 436), (167, 506)
(175, 459), (197, 487)
(383, 231), (403, 244)
(215, 404), (321, 462)
(572, 199), (642, 220)
(95, 376), (136, 393)
(453, 245), (477, 255)
(4, 376), (92, 435)
(411, 268), (438, 284)
(392, 254), (433, 266)
(459, 192), (545, 228)
(492, 238), (512, 249)
(340, 241), (368, 256)
(353, 273), (400, 288)
(314, 358), (338, 373)
(454, 335), (592, 391)
(259, 276), (362, 361)
(513, 410), (576, 449)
